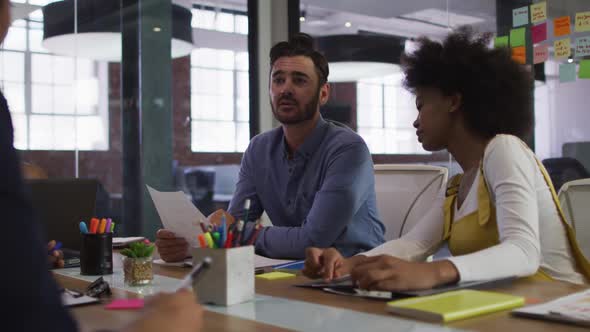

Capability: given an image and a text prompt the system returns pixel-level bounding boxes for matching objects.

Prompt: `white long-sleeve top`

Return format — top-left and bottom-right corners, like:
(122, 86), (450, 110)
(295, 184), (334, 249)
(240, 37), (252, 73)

(364, 135), (586, 284)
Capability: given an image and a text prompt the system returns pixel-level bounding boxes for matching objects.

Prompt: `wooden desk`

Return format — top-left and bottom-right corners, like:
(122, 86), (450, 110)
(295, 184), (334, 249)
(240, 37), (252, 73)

(54, 264), (588, 332)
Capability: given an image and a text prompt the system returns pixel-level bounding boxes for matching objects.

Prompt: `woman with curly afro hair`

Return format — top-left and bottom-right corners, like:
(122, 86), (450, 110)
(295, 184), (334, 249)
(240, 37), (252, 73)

(303, 27), (590, 290)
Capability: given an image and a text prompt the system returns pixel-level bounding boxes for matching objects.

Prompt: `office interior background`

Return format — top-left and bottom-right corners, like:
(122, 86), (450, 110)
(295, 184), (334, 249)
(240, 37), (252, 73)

(2, 0), (589, 238)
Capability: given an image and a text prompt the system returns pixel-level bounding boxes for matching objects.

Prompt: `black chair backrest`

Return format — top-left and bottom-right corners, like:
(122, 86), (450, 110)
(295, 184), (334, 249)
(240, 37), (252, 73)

(184, 169), (215, 215)
(542, 157), (590, 191)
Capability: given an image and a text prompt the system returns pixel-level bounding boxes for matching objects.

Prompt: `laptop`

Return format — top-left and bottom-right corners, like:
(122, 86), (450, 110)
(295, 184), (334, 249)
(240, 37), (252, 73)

(26, 178), (102, 268)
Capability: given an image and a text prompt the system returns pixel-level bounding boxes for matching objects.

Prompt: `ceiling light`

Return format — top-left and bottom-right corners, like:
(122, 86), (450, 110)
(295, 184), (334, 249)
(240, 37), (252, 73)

(315, 34), (405, 82)
(42, 0), (193, 61)
(401, 8), (484, 27)
(344, 21), (352, 28)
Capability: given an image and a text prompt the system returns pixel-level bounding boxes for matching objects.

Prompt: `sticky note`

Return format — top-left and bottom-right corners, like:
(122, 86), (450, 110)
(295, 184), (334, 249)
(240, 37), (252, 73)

(559, 63), (576, 83)
(530, 2), (547, 24)
(580, 60), (590, 79)
(575, 36), (590, 58)
(533, 44), (548, 64)
(105, 299), (145, 310)
(511, 46), (526, 64)
(575, 11), (590, 32)
(513, 6), (529, 27)
(554, 38), (571, 59)
(531, 22), (547, 44)
(554, 16), (571, 37)
(510, 28), (526, 47)
(256, 271), (296, 280)
(494, 36), (509, 48)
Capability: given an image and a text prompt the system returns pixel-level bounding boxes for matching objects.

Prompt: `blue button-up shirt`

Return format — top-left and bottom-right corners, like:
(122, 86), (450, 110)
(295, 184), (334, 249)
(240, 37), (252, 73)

(228, 117), (385, 259)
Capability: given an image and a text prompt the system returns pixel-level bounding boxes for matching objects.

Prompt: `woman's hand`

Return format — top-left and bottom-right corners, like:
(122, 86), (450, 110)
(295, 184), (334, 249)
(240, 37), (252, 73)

(303, 247), (367, 281)
(350, 255), (459, 291)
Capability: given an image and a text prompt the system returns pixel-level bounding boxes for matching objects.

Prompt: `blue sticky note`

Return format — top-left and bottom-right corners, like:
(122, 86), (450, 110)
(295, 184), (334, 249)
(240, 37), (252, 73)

(559, 63), (576, 83)
(513, 6), (529, 27)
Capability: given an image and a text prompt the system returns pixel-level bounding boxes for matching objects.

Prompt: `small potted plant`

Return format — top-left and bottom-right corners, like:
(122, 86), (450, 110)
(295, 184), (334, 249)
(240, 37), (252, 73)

(121, 240), (155, 286)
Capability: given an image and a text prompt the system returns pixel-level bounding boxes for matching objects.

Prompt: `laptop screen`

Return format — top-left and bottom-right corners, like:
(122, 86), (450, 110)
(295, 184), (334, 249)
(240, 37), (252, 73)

(26, 178), (99, 252)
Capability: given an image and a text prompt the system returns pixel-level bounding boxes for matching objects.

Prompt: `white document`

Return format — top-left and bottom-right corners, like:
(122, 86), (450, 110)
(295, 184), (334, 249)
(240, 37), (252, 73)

(147, 185), (206, 247)
(254, 255), (295, 268)
(153, 258), (193, 267)
(62, 291), (99, 307)
(112, 237), (145, 248)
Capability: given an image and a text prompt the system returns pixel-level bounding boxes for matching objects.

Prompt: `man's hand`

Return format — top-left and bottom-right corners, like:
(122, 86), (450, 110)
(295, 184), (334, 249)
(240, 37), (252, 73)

(350, 255), (459, 291)
(123, 289), (203, 332)
(47, 240), (64, 269)
(155, 229), (189, 262)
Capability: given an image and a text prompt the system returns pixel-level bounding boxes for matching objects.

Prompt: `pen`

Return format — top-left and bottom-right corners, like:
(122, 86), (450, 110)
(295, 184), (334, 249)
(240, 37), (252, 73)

(246, 223), (262, 245)
(49, 241), (62, 253)
(175, 256), (212, 291)
(220, 215), (227, 245)
(243, 199), (251, 222)
(79, 221), (88, 234)
(199, 221), (207, 233)
(232, 220), (244, 247)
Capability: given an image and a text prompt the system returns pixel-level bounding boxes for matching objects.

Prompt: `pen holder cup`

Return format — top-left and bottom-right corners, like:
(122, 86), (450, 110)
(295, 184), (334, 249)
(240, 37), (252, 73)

(190, 245), (254, 306)
(80, 233), (113, 275)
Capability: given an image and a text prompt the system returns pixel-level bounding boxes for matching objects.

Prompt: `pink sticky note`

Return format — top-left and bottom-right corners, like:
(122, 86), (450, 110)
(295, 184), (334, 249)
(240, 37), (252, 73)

(533, 44), (549, 64)
(531, 22), (547, 44)
(105, 299), (145, 310)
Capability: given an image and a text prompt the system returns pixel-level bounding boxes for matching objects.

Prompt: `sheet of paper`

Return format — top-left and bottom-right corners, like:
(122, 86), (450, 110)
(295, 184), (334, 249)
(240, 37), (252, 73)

(531, 22), (547, 44)
(512, 46), (526, 64)
(575, 36), (590, 58)
(579, 60), (590, 79)
(554, 38), (571, 59)
(513, 6), (529, 27)
(575, 11), (590, 32)
(530, 2), (547, 24)
(62, 292), (99, 307)
(494, 36), (508, 48)
(554, 16), (571, 37)
(254, 255), (295, 268)
(510, 28), (526, 47)
(147, 185), (205, 247)
(112, 237), (145, 248)
(153, 258), (193, 267)
(533, 44), (548, 64)
(559, 63), (577, 83)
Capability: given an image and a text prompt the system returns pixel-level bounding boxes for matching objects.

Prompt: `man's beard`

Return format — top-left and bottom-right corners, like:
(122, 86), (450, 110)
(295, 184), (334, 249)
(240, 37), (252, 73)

(271, 88), (320, 125)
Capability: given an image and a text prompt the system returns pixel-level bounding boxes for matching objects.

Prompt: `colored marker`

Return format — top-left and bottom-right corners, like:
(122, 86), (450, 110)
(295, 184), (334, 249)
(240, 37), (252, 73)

(79, 221), (88, 234)
(212, 232), (221, 248)
(90, 218), (99, 234)
(220, 215), (227, 245)
(204, 232), (214, 249)
(98, 218), (107, 234)
(110, 222), (116, 233)
(224, 231), (233, 248)
(105, 218), (112, 234)
(198, 234), (207, 248)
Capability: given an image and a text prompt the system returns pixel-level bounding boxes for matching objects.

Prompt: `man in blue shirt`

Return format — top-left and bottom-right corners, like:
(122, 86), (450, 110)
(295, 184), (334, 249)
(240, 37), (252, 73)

(156, 33), (384, 260)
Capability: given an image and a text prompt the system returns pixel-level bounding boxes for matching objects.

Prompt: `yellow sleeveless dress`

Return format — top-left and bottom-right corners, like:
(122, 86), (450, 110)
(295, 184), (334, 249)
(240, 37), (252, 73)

(442, 147), (590, 282)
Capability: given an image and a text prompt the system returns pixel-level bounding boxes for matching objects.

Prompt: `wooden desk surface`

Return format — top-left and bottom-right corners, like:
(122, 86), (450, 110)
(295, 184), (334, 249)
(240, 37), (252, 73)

(54, 263), (589, 332)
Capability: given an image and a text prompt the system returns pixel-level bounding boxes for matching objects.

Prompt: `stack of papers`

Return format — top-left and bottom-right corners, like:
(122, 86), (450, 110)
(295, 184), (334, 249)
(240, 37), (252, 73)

(513, 289), (590, 327)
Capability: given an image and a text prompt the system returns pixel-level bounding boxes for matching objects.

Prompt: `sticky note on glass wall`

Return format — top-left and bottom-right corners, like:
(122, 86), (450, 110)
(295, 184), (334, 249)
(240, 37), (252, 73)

(530, 2), (547, 24)
(533, 44), (548, 64)
(554, 38), (571, 59)
(512, 46), (526, 64)
(531, 22), (547, 44)
(510, 28), (526, 47)
(513, 6), (529, 27)
(575, 36), (590, 58)
(580, 60), (590, 79)
(575, 11), (590, 32)
(554, 16), (571, 37)
(494, 36), (509, 48)
(559, 63), (576, 83)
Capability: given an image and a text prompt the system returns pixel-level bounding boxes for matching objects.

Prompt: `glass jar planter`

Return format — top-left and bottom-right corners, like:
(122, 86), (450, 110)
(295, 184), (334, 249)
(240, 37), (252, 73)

(122, 256), (153, 286)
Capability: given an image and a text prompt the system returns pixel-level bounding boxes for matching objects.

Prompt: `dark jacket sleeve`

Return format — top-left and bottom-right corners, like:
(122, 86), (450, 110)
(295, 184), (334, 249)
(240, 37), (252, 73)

(0, 92), (78, 332)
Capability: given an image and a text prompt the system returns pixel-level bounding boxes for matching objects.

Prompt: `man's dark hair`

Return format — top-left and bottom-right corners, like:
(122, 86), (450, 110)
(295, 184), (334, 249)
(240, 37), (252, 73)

(270, 33), (329, 85)
(401, 26), (533, 140)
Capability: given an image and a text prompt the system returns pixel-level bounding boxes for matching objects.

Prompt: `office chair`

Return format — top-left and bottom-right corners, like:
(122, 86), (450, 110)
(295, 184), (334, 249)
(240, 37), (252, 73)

(542, 157), (590, 193)
(184, 168), (216, 216)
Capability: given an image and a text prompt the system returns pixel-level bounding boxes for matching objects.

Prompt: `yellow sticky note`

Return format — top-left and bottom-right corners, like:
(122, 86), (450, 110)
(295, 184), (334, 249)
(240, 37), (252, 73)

(575, 11), (590, 32)
(256, 271), (296, 280)
(530, 2), (547, 24)
(554, 38), (571, 59)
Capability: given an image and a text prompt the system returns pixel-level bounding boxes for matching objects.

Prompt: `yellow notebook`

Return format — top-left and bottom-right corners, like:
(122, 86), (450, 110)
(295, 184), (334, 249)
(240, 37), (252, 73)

(386, 289), (525, 323)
